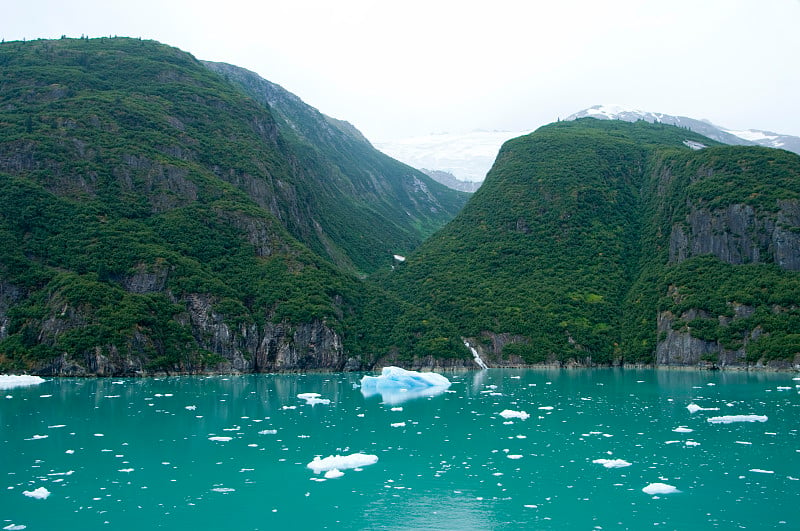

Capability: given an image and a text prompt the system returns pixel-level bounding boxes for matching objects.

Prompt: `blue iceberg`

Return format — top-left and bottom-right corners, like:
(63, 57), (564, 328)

(360, 366), (451, 405)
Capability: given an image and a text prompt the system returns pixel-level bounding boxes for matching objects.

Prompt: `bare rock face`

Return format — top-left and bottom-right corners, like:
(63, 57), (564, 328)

(0, 282), (23, 341)
(669, 199), (800, 271)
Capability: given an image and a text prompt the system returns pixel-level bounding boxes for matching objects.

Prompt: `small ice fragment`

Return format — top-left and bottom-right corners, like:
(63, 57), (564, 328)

(749, 469), (774, 474)
(212, 487), (235, 493)
(686, 403), (720, 413)
(307, 453), (378, 474)
(0, 375), (45, 390)
(185, 405), (197, 410)
(685, 441), (700, 447)
(642, 483), (679, 495)
(65, 449), (75, 454)
(3, 524), (27, 530)
(390, 422), (406, 428)
(281, 406), (297, 410)
(707, 415), (768, 424)
(208, 436), (233, 442)
(297, 393), (331, 406)
(673, 427), (693, 433)
(258, 429), (278, 435)
(23, 487), (50, 499)
(499, 410), (530, 420)
(735, 441), (752, 445)
(324, 469), (344, 479)
(390, 407), (403, 412)
(592, 459), (632, 468)
(538, 406), (554, 410)
(507, 455), (523, 460)
(118, 468), (134, 473)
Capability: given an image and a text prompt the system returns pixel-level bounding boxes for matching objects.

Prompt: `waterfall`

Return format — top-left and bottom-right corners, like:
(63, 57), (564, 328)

(464, 340), (488, 370)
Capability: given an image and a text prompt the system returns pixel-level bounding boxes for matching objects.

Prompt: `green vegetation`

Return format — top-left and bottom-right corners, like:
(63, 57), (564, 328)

(382, 119), (800, 365)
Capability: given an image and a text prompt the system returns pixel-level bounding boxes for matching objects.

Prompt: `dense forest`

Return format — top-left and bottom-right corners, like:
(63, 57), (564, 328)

(1, 37), (798, 375)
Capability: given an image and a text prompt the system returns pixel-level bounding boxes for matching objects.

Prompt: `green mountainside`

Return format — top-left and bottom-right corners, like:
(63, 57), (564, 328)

(0, 37), (464, 374)
(382, 119), (800, 368)
(1, 37), (798, 375)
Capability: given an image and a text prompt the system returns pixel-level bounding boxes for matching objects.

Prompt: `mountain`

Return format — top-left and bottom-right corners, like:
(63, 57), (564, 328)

(0, 37), (465, 375)
(382, 119), (800, 369)
(420, 169), (481, 193)
(567, 104), (800, 154)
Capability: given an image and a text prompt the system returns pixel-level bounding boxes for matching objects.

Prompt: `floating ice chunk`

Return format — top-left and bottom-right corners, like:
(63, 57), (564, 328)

(507, 454), (523, 460)
(208, 436), (233, 442)
(23, 487), (50, 499)
(212, 487), (235, 493)
(707, 415), (768, 424)
(538, 406), (554, 410)
(593, 458), (632, 468)
(307, 453), (378, 474)
(118, 468), (134, 473)
(642, 483), (679, 495)
(687, 403), (720, 413)
(259, 429), (278, 435)
(297, 393), (331, 406)
(324, 469), (345, 479)
(750, 469), (774, 474)
(360, 367), (450, 405)
(3, 524), (27, 530)
(673, 427), (693, 433)
(0, 375), (45, 390)
(390, 422), (406, 428)
(685, 441), (700, 446)
(499, 410), (530, 420)
(185, 405), (197, 410)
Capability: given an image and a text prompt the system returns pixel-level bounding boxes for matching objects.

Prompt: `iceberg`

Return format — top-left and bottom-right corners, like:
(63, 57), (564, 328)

(642, 482), (680, 495)
(707, 415), (768, 424)
(592, 458), (632, 468)
(360, 366), (450, 405)
(22, 487), (51, 499)
(0, 375), (45, 390)
(307, 453), (379, 474)
(499, 410), (530, 420)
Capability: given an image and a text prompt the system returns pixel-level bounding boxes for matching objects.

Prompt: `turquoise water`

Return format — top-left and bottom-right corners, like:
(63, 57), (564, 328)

(1, 369), (798, 530)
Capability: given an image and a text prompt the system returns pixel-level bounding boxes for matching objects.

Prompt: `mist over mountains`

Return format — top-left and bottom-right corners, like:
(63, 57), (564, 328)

(377, 105), (800, 187)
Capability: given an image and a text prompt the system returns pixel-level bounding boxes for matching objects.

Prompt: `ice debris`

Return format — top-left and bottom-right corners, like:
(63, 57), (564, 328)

(707, 415), (768, 424)
(593, 458), (632, 468)
(297, 393), (331, 406)
(0, 375), (45, 390)
(307, 453), (378, 474)
(360, 366), (450, 405)
(499, 410), (530, 420)
(642, 483), (680, 495)
(687, 403), (720, 413)
(23, 487), (51, 499)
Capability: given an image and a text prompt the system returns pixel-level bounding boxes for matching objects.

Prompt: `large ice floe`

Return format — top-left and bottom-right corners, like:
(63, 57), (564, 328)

(0, 375), (46, 390)
(593, 458), (632, 469)
(642, 483), (680, 495)
(707, 415), (768, 424)
(360, 366), (450, 405)
(307, 453), (379, 479)
(22, 487), (51, 499)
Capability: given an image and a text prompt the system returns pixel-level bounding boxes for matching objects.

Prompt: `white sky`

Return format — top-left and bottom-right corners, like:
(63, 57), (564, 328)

(3, 0), (799, 141)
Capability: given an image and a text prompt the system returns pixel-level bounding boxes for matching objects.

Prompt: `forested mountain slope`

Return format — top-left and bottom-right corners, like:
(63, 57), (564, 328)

(0, 37), (464, 375)
(382, 119), (800, 368)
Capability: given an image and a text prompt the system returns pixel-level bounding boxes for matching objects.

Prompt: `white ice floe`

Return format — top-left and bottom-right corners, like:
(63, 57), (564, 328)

(360, 366), (450, 405)
(538, 406), (554, 410)
(0, 375), (45, 390)
(208, 436), (233, 442)
(593, 458), (632, 468)
(750, 469), (774, 474)
(499, 410), (530, 420)
(3, 524), (27, 530)
(324, 469), (345, 479)
(642, 483), (680, 495)
(22, 487), (50, 499)
(673, 427), (693, 433)
(212, 487), (235, 493)
(297, 393), (331, 406)
(390, 422), (406, 428)
(507, 454), (523, 460)
(185, 405), (197, 410)
(685, 441), (701, 447)
(687, 403), (720, 413)
(307, 453), (378, 474)
(707, 415), (768, 424)
(258, 429), (278, 435)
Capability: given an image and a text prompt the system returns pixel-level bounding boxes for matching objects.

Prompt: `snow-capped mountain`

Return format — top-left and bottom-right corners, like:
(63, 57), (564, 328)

(376, 105), (800, 187)
(567, 105), (800, 153)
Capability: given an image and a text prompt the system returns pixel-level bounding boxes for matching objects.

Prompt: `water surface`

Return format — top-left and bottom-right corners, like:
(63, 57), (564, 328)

(2, 369), (798, 529)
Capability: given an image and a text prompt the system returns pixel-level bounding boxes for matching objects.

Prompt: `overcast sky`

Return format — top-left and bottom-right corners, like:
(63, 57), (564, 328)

(4, 0), (799, 141)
